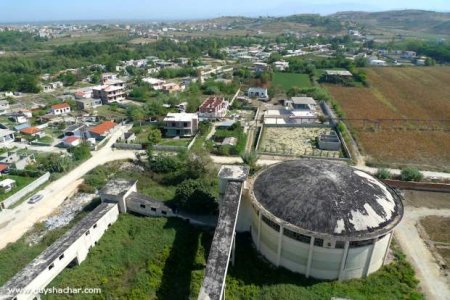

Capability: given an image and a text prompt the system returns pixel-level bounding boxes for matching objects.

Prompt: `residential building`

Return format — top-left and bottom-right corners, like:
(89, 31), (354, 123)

(161, 82), (184, 94)
(63, 124), (88, 138)
(50, 103), (71, 115)
(163, 113), (198, 137)
(142, 77), (166, 90)
(62, 136), (81, 148)
(198, 96), (229, 120)
(88, 121), (117, 140)
(0, 129), (15, 146)
(20, 127), (45, 137)
(252, 62), (269, 73)
(0, 179), (15, 193)
(0, 100), (10, 115)
(76, 98), (103, 110)
(273, 61), (289, 71)
(0, 152), (34, 170)
(93, 84), (126, 104)
(289, 97), (318, 111)
(42, 81), (63, 93)
(248, 87), (269, 101)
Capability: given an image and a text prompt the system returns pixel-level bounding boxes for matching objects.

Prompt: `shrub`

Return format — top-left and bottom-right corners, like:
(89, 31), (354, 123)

(400, 167), (424, 182)
(149, 155), (181, 173)
(375, 168), (391, 180)
(78, 183), (96, 194)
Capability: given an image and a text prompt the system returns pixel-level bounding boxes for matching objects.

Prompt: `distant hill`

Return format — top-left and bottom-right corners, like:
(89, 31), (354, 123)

(331, 10), (450, 35)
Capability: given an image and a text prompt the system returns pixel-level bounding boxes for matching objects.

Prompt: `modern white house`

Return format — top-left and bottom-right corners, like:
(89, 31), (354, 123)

(163, 113), (199, 137)
(0, 129), (15, 146)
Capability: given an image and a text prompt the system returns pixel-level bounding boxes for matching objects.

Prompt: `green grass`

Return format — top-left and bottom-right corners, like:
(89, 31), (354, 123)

(272, 72), (312, 91)
(44, 215), (211, 300)
(0, 175), (36, 201)
(36, 135), (54, 144)
(158, 138), (191, 147)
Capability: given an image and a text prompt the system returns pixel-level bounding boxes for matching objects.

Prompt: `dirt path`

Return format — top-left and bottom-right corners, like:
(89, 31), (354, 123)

(395, 206), (450, 300)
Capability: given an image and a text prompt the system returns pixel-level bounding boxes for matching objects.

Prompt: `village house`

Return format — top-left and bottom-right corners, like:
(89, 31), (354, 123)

(20, 127), (45, 138)
(62, 136), (81, 148)
(0, 152), (35, 170)
(161, 82), (184, 94)
(252, 62), (269, 73)
(198, 96), (229, 120)
(142, 77), (166, 90)
(42, 81), (64, 93)
(93, 84), (126, 104)
(50, 103), (71, 115)
(63, 124), (88, 138)
(88, 121), (117, 140)
(76, 98), (103, 110)
(0, 100), (10, 115)
(0, 129), (15, 146)
(273, 61), (289, 71)
(248, 87), (269, 101)
(0, 179), (15, 193)
(163, 113), (199, 137)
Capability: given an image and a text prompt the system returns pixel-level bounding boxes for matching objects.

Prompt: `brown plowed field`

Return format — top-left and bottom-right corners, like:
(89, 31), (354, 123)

(326, 67), (450, 169)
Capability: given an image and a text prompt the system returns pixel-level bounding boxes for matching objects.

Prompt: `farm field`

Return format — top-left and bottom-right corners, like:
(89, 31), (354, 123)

(326, 67), (450, 170)
(272, 72), (312, 91)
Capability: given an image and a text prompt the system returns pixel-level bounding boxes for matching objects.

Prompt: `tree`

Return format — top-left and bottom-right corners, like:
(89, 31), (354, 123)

(174, 179), (218, 214)
(69, 143), (91, 161)
(147, 128), (162, 145)
(127, 105), (146, 125)
(241, 151), (259, 175)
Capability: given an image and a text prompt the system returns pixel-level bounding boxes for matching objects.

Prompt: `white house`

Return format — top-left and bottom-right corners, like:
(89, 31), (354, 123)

(50, 103), (71, 115)
(248, 87), (269, 101)
(0, 100), (10, 115)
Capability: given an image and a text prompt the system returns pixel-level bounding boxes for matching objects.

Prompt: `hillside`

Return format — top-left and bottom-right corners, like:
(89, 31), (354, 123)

(332, 10), (450, 35)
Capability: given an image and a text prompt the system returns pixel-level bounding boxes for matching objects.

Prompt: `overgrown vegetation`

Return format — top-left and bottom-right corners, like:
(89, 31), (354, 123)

(400, 167), (424, 182)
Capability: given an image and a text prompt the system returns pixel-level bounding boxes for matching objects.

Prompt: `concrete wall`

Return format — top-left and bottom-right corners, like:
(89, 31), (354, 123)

(249, 203), (393, 280)
(1, 172), (50, 209)
(4, 204), (119, 300)
(127, 200), (175, 218)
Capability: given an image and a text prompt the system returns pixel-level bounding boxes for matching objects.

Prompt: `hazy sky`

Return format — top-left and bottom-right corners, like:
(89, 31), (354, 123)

(0, 0), (449, 22)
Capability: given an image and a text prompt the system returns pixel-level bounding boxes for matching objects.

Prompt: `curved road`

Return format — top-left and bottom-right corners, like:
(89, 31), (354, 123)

(0, 125), (137, 250)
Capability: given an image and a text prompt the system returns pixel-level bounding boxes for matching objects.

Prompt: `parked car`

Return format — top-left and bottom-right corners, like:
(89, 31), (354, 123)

(28, 194), (43, 204)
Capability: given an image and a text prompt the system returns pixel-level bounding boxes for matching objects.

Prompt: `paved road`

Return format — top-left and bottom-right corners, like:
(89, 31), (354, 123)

(395, 207), (450, 300)
(0, 125), (136, 250)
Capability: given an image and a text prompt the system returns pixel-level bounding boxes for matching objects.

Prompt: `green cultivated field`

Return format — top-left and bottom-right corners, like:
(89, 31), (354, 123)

(272, 72), (312, 91)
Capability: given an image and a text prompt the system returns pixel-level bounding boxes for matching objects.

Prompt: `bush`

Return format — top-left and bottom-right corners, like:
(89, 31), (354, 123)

(69, 143), (91, 161)
(375, 168), (391, 180)
(149, 155), (181, 173)
(78, 183), (96, 194)
(400, 167), (424, 182)
(174, 179), (218, 214)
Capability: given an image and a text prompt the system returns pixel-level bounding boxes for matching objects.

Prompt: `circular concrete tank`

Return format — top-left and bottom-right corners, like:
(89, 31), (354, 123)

(248, 159), (404, 280)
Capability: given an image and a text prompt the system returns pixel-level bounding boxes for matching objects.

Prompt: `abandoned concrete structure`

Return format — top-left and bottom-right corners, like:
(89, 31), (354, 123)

(1, 159), (404, 300)
(240, 159), (404, 281)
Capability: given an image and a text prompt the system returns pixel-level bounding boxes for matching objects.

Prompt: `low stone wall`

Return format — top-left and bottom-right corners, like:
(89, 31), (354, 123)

(113, 143), (143, 150)
(1, 172), (51, 209)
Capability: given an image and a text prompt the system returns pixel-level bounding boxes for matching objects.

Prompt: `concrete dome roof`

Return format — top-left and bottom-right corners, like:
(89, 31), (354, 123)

(252, 159), (404, 239)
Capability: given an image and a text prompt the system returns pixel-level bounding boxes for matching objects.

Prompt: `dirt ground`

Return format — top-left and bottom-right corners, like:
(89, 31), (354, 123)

(419, 216), (450, 266)
(397, 190), (450, 299)
(404, 190), (450, 209)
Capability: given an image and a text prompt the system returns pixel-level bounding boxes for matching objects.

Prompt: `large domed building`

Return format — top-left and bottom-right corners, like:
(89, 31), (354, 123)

(238, 159), (404, 281)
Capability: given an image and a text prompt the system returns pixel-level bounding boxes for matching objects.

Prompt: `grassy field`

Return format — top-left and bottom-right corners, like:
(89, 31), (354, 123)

(272, 72), (312, 91)
(45, 215), (210, 300)
(326, 67), (450, 170)
(0, 175), (36, 201)
(42, 214), (421, 300)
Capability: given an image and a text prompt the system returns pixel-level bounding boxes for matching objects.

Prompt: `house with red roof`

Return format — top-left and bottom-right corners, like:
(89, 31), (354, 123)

(88, 121), (117, 140)
(20, 127), (44, 137)
(50, 103), (71, 115)
(62, 136), (81, 148)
